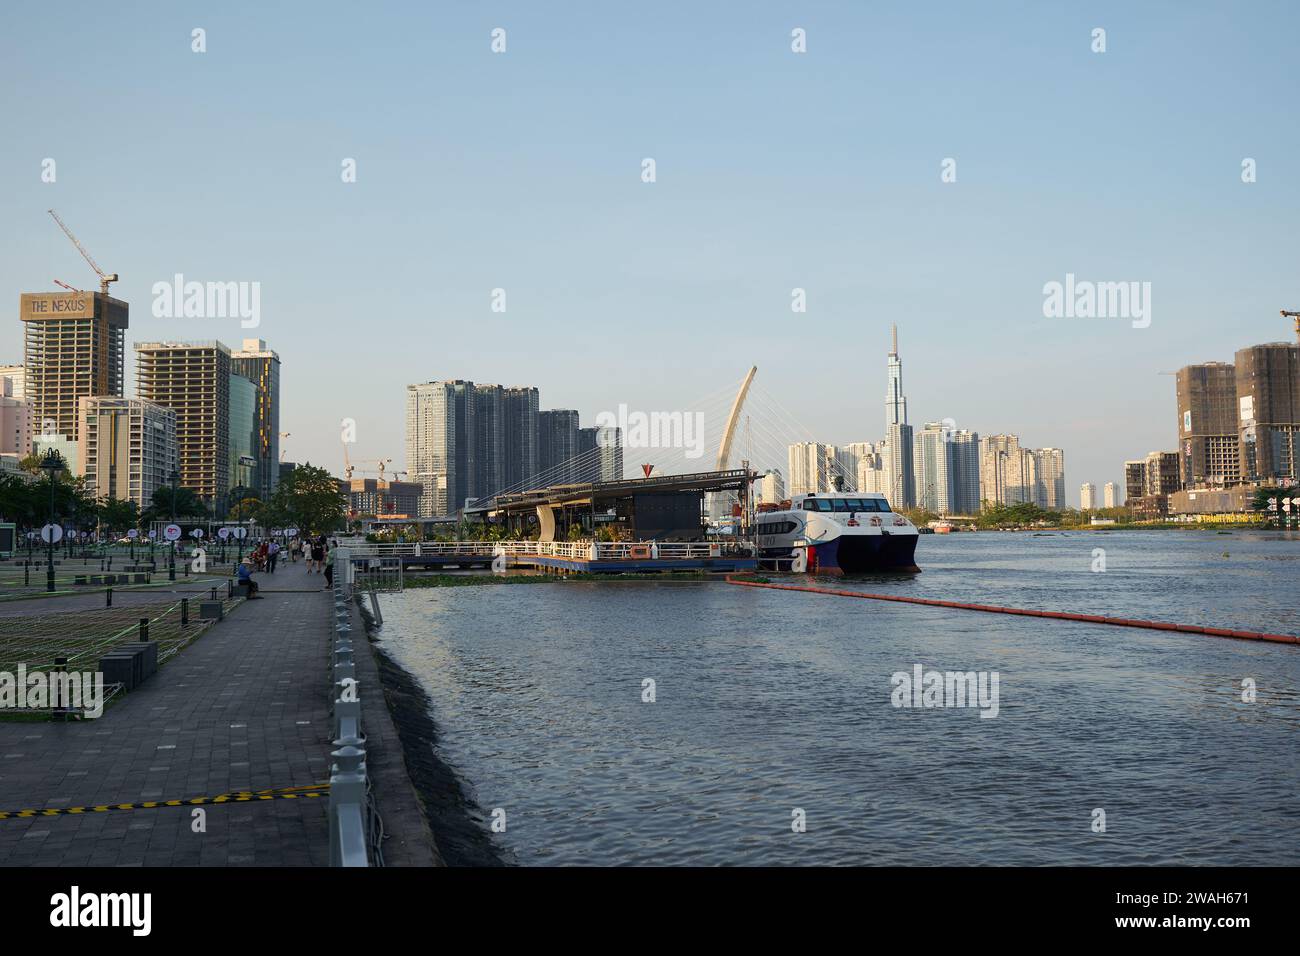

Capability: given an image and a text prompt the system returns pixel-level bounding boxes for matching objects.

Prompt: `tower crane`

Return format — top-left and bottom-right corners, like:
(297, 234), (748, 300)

(47, 209), (118, 296)
(1282, 310), (1300, 344)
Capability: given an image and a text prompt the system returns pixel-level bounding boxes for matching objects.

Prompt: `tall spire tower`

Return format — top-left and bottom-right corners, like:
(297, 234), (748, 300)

(885, 323), (907, 431)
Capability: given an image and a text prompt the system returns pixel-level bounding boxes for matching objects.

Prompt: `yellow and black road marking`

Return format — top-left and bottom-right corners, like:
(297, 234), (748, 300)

(0, 783), (329, 819)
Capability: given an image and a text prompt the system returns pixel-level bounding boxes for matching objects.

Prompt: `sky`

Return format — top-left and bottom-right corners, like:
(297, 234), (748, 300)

(2, 1), (1297, 506)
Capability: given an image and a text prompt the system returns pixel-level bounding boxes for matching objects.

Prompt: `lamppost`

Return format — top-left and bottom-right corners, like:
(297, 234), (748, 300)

(39, 449), (65, 593)
(231, 485), (246, 564)
(169, 468), (179, 582)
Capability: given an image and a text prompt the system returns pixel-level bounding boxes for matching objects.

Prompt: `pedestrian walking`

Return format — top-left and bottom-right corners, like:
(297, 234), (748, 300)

(310, 537), (324, 573)
(323, 541), (335, 590)
(267, 538), (280, 574)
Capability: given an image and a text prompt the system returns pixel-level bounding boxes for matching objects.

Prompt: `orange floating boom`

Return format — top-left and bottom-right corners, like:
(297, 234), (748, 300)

(725, 577), (1299, 645)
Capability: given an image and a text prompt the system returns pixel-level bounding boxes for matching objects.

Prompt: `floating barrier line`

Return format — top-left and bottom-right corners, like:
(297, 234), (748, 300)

(725, 577), (1299, 646)
(0, 783), (330, 820)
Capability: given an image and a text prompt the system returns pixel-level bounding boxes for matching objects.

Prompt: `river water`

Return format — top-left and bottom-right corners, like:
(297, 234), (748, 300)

(376, 530), (1300, 865)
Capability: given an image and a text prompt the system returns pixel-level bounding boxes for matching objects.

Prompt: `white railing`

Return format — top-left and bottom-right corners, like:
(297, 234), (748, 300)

(345, 539), (753, 562)
(328, 562), (370, 867)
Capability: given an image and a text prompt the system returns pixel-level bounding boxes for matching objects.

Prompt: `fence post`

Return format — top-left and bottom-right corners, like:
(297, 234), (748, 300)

(106, 586), (112, 607)
(139, 618), (149, 641)
(181, 598), (189, 628)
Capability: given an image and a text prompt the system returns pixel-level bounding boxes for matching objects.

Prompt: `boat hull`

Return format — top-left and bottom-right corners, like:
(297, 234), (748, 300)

(808, 531), (920, 575)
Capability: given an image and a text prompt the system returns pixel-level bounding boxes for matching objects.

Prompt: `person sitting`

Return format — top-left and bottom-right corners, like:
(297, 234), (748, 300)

(236, 558), (260, 598)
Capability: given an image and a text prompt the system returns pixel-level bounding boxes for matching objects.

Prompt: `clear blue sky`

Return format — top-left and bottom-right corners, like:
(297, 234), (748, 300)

(2, 1), (1297, 505)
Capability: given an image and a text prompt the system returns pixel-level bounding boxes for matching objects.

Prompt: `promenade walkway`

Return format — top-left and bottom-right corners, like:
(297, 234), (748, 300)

(0, 562), (337, 866)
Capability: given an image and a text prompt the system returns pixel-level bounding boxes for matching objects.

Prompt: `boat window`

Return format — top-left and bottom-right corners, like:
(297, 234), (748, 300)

(803, 499), (821, 511)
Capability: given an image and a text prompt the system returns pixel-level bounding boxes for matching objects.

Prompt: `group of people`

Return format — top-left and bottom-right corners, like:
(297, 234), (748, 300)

(236, 533), (336, 598)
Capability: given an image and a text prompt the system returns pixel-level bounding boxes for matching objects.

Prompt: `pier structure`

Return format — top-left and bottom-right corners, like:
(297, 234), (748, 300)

(348, 469), (760, 575)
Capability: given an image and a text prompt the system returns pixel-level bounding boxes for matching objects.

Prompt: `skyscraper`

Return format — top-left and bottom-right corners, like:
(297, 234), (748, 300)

(0, 376), (32, 457)
(912, 423), (953, 514)
(538, 409), (579, 484)
(135, 341), (231, 507)
(1175, 362), (1239, 487)
(577, 426), (624, 482)
(1028, 448), (1067, 510)
(229, 372), (259, 503)
(20, 291), (128, 443)
(980, 434), (1030, 507)
(884, 424), (915, 509)
(885, 324), (907, 432)
(883, 326), (914, 509)
(948, 429), (981, 515)
(503, 386), (539, 492)
(407, 381), (457, 517)
(1103, 481), (1118, 508)
(1080, 483), (1097, 510)
(230, 338), (281, 500)
(1234, 342), (1300, 483)
(473, 383), (505, 500)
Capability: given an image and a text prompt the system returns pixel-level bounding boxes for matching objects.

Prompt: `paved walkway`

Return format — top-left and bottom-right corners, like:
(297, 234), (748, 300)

(0, 563), (335, 866)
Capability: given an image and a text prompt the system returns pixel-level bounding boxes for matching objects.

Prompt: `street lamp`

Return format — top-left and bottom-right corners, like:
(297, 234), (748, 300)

(168, 468), (179, 581)
(39, 449), (65, 593)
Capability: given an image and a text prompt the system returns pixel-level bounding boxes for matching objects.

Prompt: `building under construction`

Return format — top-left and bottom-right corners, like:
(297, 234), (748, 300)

(1235, 341), (1300, 483)
(19, 291), (128, 443)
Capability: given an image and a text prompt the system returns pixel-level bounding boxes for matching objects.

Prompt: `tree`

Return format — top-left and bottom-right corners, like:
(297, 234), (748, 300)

(98, 497), (140, 533)
(144, 485), (207, 523)
(267, 463), (344, 534)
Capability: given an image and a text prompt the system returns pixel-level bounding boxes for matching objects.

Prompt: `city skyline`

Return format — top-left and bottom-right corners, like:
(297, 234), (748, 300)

(2, 4), (1297, 508)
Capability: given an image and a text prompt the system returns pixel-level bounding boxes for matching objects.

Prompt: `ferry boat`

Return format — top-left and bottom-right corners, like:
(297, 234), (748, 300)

(754, 492), (920, 574)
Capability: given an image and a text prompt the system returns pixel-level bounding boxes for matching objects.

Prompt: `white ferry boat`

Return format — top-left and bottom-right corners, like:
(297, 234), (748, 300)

(754, 492), (920, 574)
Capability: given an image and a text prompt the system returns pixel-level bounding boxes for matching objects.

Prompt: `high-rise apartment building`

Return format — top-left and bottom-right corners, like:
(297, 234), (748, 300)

(538, 409), (579, 485)
(20, 292), (128, 443)
(78, 396), (177, 510)
(1234, 342), (1300, 484)
(756, 468), (786, 505)
(980, 434), (1030, 507)
(502, 386), (539, 492)
(407, 382), (456, 517)
(884, 424), (915, 509)
(229, 339), (281, 500)
(473, 384), (505, 501)
(1027, 447), (1066, 509)
(912, 423), (953, 514)
(577, 426), (624, 482)
(1124, 460), (1147, 502)
(1176, 362), (1239, 487)
(135, 341), (231, 507)
(1080, 482), (1097, 510)
(1103, 481), (1118, 508)
(948, 429), (981, 515)
(1142, 451), (1180, 497)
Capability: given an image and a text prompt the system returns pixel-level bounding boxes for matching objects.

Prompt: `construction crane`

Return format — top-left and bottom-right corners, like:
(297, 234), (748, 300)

(52, 279), (84, 293)
(342, 440), (354, 480)
(47, 209), (118, 296)
(1282, 310), (1300, 343)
